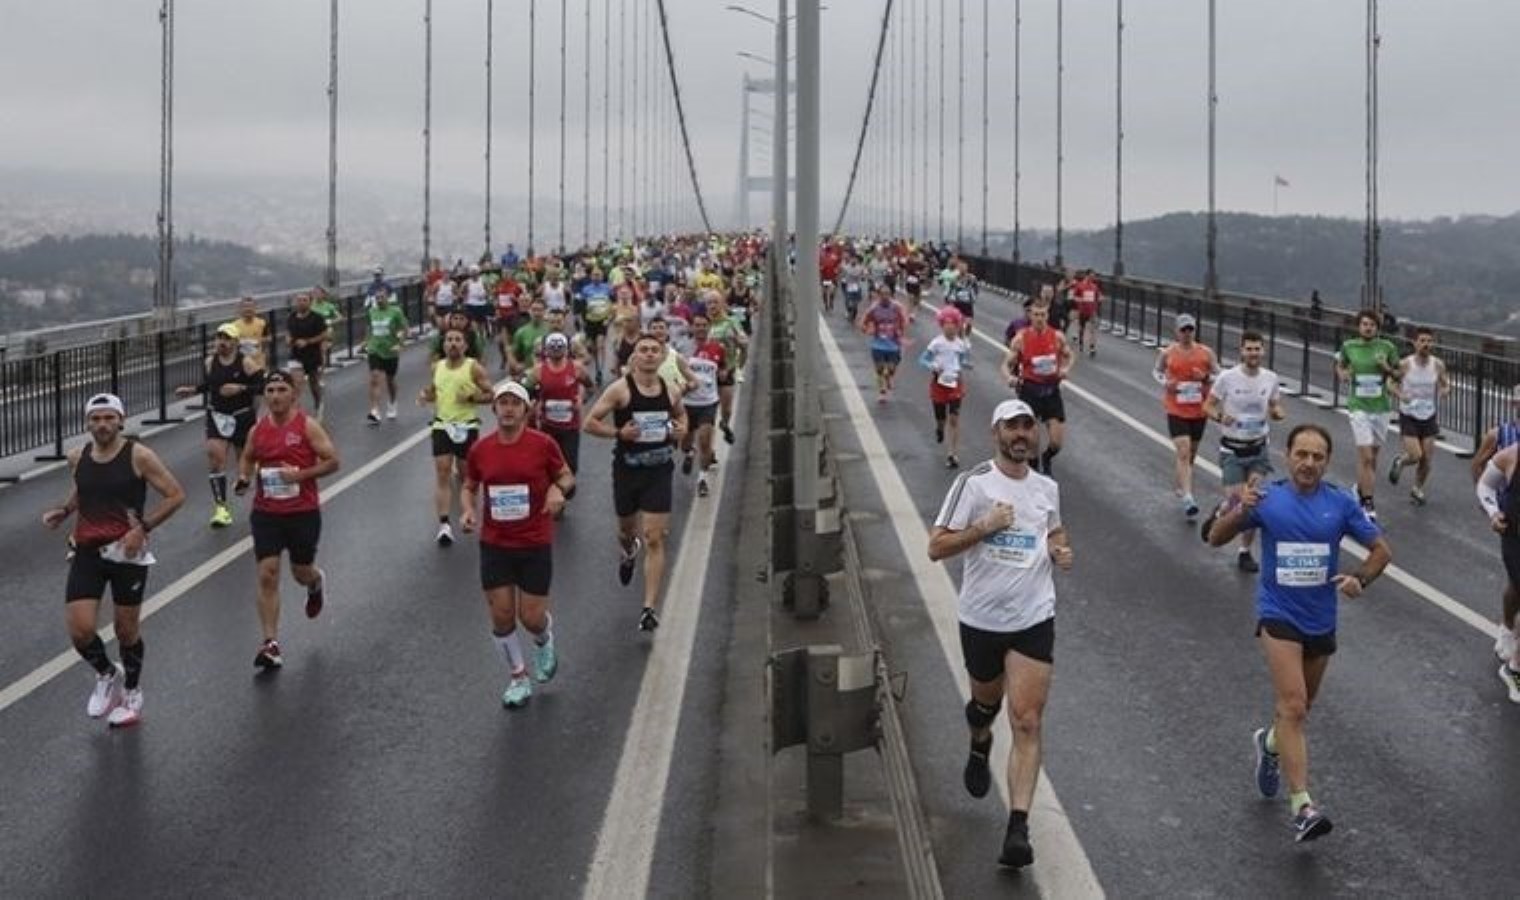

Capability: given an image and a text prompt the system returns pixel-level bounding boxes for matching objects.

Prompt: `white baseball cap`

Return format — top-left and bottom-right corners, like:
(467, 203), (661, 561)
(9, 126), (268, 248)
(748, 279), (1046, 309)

(85, 393), (126, 418)
(492, 380), (531, 404)
(1176, 313), (1197, 330)
(990, 399), (1036, 426)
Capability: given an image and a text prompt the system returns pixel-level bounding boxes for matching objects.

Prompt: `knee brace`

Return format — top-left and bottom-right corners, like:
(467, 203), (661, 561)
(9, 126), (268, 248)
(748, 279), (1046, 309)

(965, 699), (1001, 730)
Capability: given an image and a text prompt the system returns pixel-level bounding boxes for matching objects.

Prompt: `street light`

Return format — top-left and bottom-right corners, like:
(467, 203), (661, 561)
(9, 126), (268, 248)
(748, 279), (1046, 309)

(736, 50), (797, 66)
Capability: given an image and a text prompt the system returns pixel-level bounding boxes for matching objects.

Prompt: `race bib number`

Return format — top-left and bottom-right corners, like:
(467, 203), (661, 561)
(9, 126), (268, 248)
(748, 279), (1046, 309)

(100, 539), (156, 567)
(371, 321), (392, 337)
(211, 411), (238, 439)
(239, 339), (259, 356)
(487, 484), (531, 522)
(1175, 381), (1205, 405)
(544, 399), (575, 424)
(1235, 417), (1268, 438)
(259, 466), (299, 501)
(1031, 354), (1058, 377)
(1404, 398), (1435, 420)
(936, 370), (960, 389)
(633, 411), (670, 443)
(983, 527), (1041, 569)
(587, 298), (611, 319)
(444, 422), (475, 445)
(1275, 542), (1330, 587)
(1354, 374), (1384, 398)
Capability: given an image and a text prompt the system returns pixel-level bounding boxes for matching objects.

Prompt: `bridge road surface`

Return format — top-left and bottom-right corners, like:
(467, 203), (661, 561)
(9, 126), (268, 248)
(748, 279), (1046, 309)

(0, 340), (751, 898)
(817, 292), (1520, 897)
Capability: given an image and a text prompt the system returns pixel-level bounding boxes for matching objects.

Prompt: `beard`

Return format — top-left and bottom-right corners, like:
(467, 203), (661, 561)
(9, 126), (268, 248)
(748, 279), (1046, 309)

(998, 436), (1033, 463)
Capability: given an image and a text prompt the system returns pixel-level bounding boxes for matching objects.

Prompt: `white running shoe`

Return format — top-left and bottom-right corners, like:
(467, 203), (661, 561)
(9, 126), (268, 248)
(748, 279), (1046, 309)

(385, 403), (398, 420)
(107, 688), (144, 728)
(1495, 628), (1517, 664)
(436, 522), (455, 547)
(87, 665), (123, 718)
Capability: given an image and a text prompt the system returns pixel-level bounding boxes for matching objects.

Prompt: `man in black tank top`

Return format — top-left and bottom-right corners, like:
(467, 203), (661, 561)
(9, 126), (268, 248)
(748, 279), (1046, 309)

(41, 393), (184, 728)
(286, 291), (331, 417)
(584, 333), (689, 633)
(1479, 444), (1520, 701)
(177, 323), (264, 528)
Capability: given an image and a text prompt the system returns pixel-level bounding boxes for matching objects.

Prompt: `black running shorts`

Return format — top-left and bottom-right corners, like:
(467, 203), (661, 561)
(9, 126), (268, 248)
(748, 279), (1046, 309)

(1398, 414), (1440, 440)
(1256, 618), (1337, 659)
(613, 462), (674, 517)
(65, 549), (149, 606)
(1167, 415), (1208, 443)
(479, 542), (554, 595)
(1017, 384), (1066, 423)
(959, 618), (1055, 682)
(251, 509), (322, 566)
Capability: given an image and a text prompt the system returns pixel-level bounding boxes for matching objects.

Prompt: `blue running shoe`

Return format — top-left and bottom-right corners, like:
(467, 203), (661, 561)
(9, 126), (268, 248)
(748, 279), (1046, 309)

(1290, 803), (1333, 843)
(531, 638), (558, 684)
(1253, 727), (1280, 798)
(501, 671), (533, 709)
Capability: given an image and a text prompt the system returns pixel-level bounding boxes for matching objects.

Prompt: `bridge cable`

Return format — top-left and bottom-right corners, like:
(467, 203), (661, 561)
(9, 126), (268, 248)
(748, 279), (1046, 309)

(652, 0), (714, 234)
(829, 0), (895, 236)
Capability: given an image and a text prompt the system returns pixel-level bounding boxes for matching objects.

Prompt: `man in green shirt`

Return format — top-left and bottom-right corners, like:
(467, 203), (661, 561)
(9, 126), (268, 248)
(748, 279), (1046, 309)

(509, 297), (551, 377)
(1335, 309), (1401, 517)
(364, 286), (410, 426)
(310, 287), (342, 371)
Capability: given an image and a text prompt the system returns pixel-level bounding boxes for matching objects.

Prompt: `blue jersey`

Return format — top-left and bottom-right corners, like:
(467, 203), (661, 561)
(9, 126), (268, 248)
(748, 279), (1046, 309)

(1244, 480), (1382, 636)
(1498, 420), (1520, 452)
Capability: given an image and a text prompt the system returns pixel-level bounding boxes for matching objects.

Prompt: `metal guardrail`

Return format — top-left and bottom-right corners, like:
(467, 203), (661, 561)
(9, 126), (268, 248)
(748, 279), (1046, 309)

(965, 256), (1519, 454)
(0, 280), (427, 468)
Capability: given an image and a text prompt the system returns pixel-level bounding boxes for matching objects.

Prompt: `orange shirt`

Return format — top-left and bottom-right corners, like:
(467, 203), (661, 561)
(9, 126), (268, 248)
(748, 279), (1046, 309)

(1161, 343), (1214, 419)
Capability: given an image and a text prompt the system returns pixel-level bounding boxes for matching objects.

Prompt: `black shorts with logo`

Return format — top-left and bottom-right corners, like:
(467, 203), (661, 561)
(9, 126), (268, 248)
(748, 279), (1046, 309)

(613, 461), (674, 517)
(204, 408), (255, 447)
(431, 424), (481, 459)
(479, 542), (554, 595)
(1256, 618), (1337, 659)
(1017, 383), (1066, 423)
(251, 509), (322, 566)
(960, 619), (1056, 681)
(65, 549), (149, 606)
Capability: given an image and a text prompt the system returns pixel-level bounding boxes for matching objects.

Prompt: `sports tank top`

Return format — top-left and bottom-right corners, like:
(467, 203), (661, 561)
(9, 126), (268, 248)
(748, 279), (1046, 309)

(73, 440), (146, 550)
(251, 411), (321, 514)
(1163, 344), (1213, 418)
(1399, 357), (1439, 421)
(613, 374), (674, 467)
(536, 360), (582, 431)
(1019, 327), (1064, 385)
(432, 360), (481, 428)
(207, 352), (257, 415)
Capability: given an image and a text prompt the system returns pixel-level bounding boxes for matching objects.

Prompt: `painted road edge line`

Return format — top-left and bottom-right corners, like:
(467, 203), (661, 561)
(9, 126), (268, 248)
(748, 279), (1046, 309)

(582, 394), (740, 900)
(0, 426), (433, 718)
(818, 317), (1105, 899)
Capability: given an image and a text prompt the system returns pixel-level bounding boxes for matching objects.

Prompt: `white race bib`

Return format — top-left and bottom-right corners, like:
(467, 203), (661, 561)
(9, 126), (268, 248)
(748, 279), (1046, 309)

(1235, 417), (1268, 438)
(1275, 542), (1330, 587)
(100, 539), (156, 567)
(444, 422), (475, 445)
(544, 399), (575, 424)
(1031, 354), (1058, 377)
(936, 370), (961, 389)
(239, 339), (259, 356)
(1175, 381), (1205, 405)
(259, 466), (299, 500)
(487, 484), (531, 522)
(632, 411), (670, 443)
(1354, 374), (1384, 398)
(1403, 398), (1435, 420)
(983, 527), (1041, 569)
(371, 321), (392, 337)
(211, 411), (238, 439)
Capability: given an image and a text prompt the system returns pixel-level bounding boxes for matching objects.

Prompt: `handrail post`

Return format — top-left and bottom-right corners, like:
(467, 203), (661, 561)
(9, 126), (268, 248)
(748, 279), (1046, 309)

(1267, 310), (1278, 372)
(345, 295), (358, 360)
(109, 339), (121, 398)
(1471, 352), (1487, 455)
(50, 351), (65, 459)
(1330, 327), (1343, 408)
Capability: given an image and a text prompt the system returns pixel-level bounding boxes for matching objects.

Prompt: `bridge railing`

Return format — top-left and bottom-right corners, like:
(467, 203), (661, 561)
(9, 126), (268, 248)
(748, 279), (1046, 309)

(0, 280), (427, 469)
(964, 256), (1518, 454)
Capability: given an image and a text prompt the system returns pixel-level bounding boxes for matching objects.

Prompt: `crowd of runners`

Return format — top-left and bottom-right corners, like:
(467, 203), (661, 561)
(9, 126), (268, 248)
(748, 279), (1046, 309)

(817, 236), (1520, 867)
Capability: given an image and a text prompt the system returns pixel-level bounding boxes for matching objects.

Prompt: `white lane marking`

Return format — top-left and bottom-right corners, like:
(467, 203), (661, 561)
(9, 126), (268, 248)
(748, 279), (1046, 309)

(817, 319), (1105, 898)
(0, 426), (433, 718)
(941, 301), (1502, 641)
(583, 395), (740, 900)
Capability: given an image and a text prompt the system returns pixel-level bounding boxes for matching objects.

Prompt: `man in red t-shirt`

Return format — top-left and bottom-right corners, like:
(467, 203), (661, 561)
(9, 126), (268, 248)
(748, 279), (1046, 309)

(461, 380), (575, 709)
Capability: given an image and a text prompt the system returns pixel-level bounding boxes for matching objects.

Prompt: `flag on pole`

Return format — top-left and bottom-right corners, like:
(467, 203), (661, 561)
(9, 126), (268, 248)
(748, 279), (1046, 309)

(1274, 174), (1290, 187)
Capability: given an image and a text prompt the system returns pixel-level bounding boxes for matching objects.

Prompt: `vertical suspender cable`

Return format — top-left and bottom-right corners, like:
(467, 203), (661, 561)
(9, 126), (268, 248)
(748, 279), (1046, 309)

(652, 0), (713, 233)
(1114, 0), (1124, 274)
(559, 0), (567, 252)
(617, 0), (626, 240)
(603, 0), (611, 242)
(1055, 0), (1064, 268)
(584, 0), (592, 247)
(326, 0), (339, 289)
(422, 0), (433, 270)
(956, 0), (964, 249)
(830, 0), (894, 236)
(980, 0), (988, 255)
(485, 0), (494, 257)
(920, 0), (928, 240)
(156, 0), (176, 317)
(1205, 0), (1217, 295)
(529, 0), (537, 253)
(1013, 0), (1021, 263)
(937, 0), (945, 243)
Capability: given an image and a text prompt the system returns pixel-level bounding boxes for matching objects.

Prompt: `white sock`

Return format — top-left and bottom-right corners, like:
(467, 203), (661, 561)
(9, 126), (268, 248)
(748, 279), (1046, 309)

(494, 630), (525, 673)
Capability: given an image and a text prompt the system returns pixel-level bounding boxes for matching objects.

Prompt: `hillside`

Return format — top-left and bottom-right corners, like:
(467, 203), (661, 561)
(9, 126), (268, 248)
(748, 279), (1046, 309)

(986, 212), (1520, 337)
(0, 234), (325, 333)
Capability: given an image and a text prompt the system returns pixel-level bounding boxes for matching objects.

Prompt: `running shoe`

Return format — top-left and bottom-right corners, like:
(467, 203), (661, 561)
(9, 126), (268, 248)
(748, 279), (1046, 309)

(1495, 628), (1516, 663)
(501, 671), (533, 709)
(1238, 550), (1260, 574)
(697, 476), (710, 498)
(946, 454), (960, 469)
(305, 568), (326, 619)
(963, 357), (975, 370)
(722, 424), (736, 445)
(386, 403), (398, 421)
(87, 665), (124, 718)
(210, 503), (234, 529)
(935, 425), (944, 444)
(531, 637), (559, 684)
(1499, 665), (1520, 704)
(638, 607), (660, 633)
(682, 451), (695, 476)
(1252, 727), (1281, 798)
(1409, 486), (1426, 506)
(107, 688), (144, 729)
(1290, 804), (1333, 843)
(618, 536), (643, 586)
(1183, 495), (1200, 520)
(254, 639), (284, 670)
(436, 522), (455, 547)
(1088, 347), (1097, 358)
(367, 411), (381, 427)
(1387, 453), (1404, 485)
(1359, 496), (1378, 521)
(735, 370), (746, 384)
(964, 739), (992, 798)
(998, 819), (1034, 869)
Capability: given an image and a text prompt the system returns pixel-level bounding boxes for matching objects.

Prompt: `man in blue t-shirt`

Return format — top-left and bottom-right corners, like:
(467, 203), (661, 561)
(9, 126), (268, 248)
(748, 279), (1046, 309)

(1207, 422), (1391, 845)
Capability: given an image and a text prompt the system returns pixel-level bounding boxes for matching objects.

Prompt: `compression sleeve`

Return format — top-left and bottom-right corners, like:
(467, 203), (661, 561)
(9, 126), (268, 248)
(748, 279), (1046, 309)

(1477, 460), (1506, 519)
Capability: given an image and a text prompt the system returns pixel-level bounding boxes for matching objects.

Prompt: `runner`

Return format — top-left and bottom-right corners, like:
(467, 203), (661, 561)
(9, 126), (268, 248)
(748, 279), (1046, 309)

(508, 298), (552, 377)
(1153, 313), (1220, 519)
(1473, 384), (1520, 662)
(707, 292), (750, 443)
(460, 380), (575, 708)
(1206, 423), (1391, 842)
(1071, 269), (1101, 357)
(174, 323), (264, 528)
(1334, 311), (1401, 518)
(1202, 331), (1287, 573)
(948, 275), (978, 350)
(227, 297), (270, 372)
(919, 306), (971, 468)
(578, 266), (615, 384)
(431, 308), (487, 362)
(285, 291), (331, 418)
(1003, 302), (1074, 476)
(583, 334), (689, 633)
(234, 371), (341, 670)
(858, 282), (909, 404)
(680, 311), (729, 497)
(1387, 326), (1451, 504)
(364, 285), (409, 426)
(419, 328), (495, 545)
(1477, 443), (1520, 702)
(927, 398), (1074, 869)
(309, 286), (342, 373)
(41, 393), (185, 728)
(522, 332), (594, 480)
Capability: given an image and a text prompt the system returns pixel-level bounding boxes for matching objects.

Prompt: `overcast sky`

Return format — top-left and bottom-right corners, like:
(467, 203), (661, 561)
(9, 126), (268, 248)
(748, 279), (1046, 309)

(3, 0), (1518, 241)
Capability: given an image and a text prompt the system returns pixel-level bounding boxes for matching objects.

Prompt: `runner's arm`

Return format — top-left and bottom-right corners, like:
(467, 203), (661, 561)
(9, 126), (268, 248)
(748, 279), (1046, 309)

(928, 524), (992, 562)
(42, 463), (81, 528)
(1436, 358), (1452, 397)
(1471, 430), (1500, 482)
(469, 362), (495, 403)
(296, 419), (342, 482)
(582, 381), (627, 438)
(131, 443), (186, 533)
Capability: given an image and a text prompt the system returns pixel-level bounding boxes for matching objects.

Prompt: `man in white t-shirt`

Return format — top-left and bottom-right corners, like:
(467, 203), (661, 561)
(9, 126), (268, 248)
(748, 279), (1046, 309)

(1201, 330), (1287, 573)
(928, 398), (1074, 871)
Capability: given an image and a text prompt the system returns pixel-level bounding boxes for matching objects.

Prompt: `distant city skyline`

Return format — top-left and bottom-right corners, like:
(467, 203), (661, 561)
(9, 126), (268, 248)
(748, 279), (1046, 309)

(3, 1), (1519, 239)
